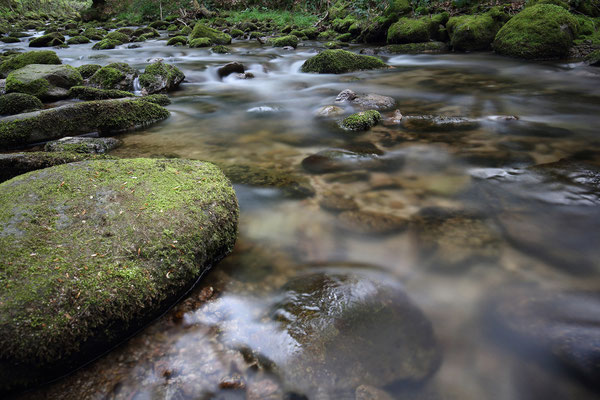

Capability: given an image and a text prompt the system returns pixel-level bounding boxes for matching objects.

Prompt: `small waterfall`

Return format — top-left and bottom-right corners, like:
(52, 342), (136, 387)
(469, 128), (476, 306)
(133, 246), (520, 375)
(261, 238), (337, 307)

(133, 77), (142, 95)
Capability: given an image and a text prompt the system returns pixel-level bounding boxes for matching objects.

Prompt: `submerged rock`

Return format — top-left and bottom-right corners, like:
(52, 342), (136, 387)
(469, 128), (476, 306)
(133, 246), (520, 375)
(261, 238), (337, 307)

(0, 98), (169, 149)
(139, 61), (185, 95)
(338, 210), (408, 234)
(0, 151), (112, 183)
(315, 105), (344, 118)
(301, 149), (393, 174)
(402, 115), (479, 132)
(270, 272), (440, 394)
(5, 64), (83, 100)
(488, 289), (600, 386)
(0, 158), (239, 393)
(68, 85), (134, 100)
(217, 62), (245, 79)
(301, 50), (387, 74)
(44, 136), (122, 154)
(0, 92), (43, 115)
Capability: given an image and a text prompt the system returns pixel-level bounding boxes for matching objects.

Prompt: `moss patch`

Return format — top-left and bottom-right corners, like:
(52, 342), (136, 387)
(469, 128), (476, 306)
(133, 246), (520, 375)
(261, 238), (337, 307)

(493, 4), (579, 59)
(190, 23), (232, 45)
(271, 35), (300, 48)
(68, 86), (134, 100)
(0, 93), (43, 115)
(447, 13), (504, 51)
(139, 62), (185, 95)
(0, 158), (238, 392)
(167, 35), (187, 46)
(301, 49), (387, 74)
(76, 64), (102, 79)
(341, 110), (382, 131)
(387, 17), (431, 44)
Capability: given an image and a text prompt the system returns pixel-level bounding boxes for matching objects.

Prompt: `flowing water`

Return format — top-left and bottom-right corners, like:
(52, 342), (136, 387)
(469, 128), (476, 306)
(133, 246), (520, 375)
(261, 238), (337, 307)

(4, 33), (600, 399)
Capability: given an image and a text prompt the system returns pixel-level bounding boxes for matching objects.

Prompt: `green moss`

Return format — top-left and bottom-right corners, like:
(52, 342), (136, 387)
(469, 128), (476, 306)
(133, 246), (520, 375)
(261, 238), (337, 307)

(332, 15), (357, 33)
(89, 67), (123, 89)
(386, 0), (413, 16)
(341, 110), (382, 131)
(493, 4), (579, 59)
(573, 0), (600, 17)
(68, 86), (134, 100)
(105, 31), (129, 43)
(76, 64), (102, 79)
(431, 12), (450, 26)
(132, 27), (159, 38)
(318, 30), (338, 40)
(82, 27), (105, 40)
(0, 158), (238, 392)
(585, 49), (600, 64)
(211, 45), (230, 54)
(447, 13), (504, 51)
(526, 0), (569, 9)
(387, 18), (431, 44)
(271, 35), (300, 48)
(0, 99), (169, 149)
(302, 27), (319, 39)
(91, 38), (120, 50)
(0, 93), (43, 115)
(29, 32), (65, 47)
(383, 41), (449, 53)
(149, 20), (169, 30)
(0, 50), (61, 78)
(166, 35), (188, 46)
(189, 37), (212, 47)
(139, 62), (184, 94)
(5, 64), (82, 99)
(190, 23), (232, 45)
(1, 37), (20, 43)
(139, 94), (171, 106)
(230, 28), (244, 38)
(167, 24), (178, 31)
(301, 49), (387, 74)
(66, 35), (91, 45)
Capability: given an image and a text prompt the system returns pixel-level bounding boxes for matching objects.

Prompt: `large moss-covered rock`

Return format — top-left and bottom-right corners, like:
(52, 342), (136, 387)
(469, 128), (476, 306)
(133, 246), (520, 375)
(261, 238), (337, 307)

(68, 85), (134, 100)
(269, 272), (440, 395)
(0, 158), (238, 393)
(45, 136), (122, 154)
(91, 38), (121, 50)
(5, 64), (83, 100)
(88, 62), (137, 91)
(28, 32), (65, 47)
(76, 64), (102, 79)
(0, 92), (43, 115)
(0, 50), (61, 78)
(0, 151), (112, 183)
(166, 35), (187, 46)
(139, 62), (184, 95)
(82, 27), (105, 40)
(66, 35), (91, 45)
(447, 13), (504, 51)
(385, 0), (412, 16)
(301, 49), (387, 74)
(493, 4), (579, 59)
(0, 98), (169, 149)
(387, 17), (431, 44)
(190, 23), (232, 45)
(271, 35), (299, 48)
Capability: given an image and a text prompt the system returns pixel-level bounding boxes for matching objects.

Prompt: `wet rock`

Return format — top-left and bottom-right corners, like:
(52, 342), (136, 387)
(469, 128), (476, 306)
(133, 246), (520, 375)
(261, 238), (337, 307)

(0, 158), (239, 393)
(402, 115), (479, 132)
(0, 151), (112, 183)
(6, 64), (83, 100)
(0, 99), (169, 149)
(335, 89), (395, 110)
(0, 92), (43, 115)
(315, 105), (344, 118)
(341, 110), (382, 131)
(190, 23), (232, 45)
(271, 272), (440, 394)
(218, 62), (245, 79)
(335, 88), (357, 102)
(301, 149), (391, 174)
(44, 136), (122, 154)
(76, 64), (101, 80)
(411, 207), (501, 269)
(0, 50), (61, 78)
(68, 86), (134, 100)
(271, 35), (299, 48)
(29, 32), (65, 47)
(301, 50), (387, 74)
(88, 62), (138, 91)
(489, 289), (600, 386)
(139, 61), (184, 95)
(338, 210), (408, 234)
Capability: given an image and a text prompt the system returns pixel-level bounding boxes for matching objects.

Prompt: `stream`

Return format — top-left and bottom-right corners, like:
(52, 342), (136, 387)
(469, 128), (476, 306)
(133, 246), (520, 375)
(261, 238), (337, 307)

(4, 33), (600, 399)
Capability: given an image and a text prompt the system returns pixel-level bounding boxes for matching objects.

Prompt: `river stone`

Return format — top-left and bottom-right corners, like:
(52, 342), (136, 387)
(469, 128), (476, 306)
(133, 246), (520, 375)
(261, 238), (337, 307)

(0, 98), (169, 149)
(315, 105), (344, 117)
(0, 158), (239, 393)
(44, 136), (122, 154)
(139, 61), (185, 95)
(270, 272), (440, 394)
(301, 49), (387, 74)
(88, 62), (138, 91)
(489, 289), (600, 385)
(338, 210), (408, 234)
(301, 149), (390, 174)
(402, 115), (479, 132)
(217, 62), (245, 79)
(0, 151), (112, 183)
(0, 92), (43, 115)
(335, 89), (396, 110)
(6, 64), (83, 100)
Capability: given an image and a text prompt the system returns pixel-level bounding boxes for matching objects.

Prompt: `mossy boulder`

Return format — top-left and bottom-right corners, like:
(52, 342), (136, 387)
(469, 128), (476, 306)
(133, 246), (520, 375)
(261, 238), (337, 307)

(45, 136), (121, 154)
(0, 99), (169, 149)
(211, 45), (229, 54)
(586, 49), (600, 65)
(66, 35), (91, 45)
(88, 63), (138, 91)
(493, 4), (579, 59)
(167, 35), (187, 46)
(189, 37), (212, 47)
(0, 50), (61, 78)
(269, 272), (440, 395)
(318, 29), (338, 41)
(0, 151), (112, 183)
(149, 20), (169, 30)
(6, 64), (83, 100)
(301, 49), (387, 74)
(91, 38), (121, 50)
(29, 32), (65, 47)
(447, 13), (504, 51)
(139, 62), (184, 95)
(0, 158), (238, 393)
(271, 35), (299, 48)
(82, 27), (105, 40)
(76, 63), (102, 79)
(68, 86), (134, 100)
(1, 37), (20, 43)
(387, 17), (431, 44)
(132, 27), (160, 39)
(230, 28), (244, 38)
(0, 92), (43, 115)
(385, 0), (413, 16)
(382, 41), (449, 54)
(341, 110), (382, 131)
(139, 94), (171, 106)
(190, 23), (232, 45)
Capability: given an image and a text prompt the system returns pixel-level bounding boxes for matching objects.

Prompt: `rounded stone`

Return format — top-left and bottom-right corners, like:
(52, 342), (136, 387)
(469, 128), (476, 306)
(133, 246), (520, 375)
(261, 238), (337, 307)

(0, 158), (239, 393)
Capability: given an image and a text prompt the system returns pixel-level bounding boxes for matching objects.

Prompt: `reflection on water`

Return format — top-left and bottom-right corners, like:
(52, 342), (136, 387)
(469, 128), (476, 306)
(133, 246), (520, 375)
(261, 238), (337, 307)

(9, 32), (600, 400)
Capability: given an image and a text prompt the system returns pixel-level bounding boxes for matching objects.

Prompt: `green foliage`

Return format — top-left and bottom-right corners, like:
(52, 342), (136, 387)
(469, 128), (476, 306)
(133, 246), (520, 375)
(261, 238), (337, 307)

(224, 7), (318, 29)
